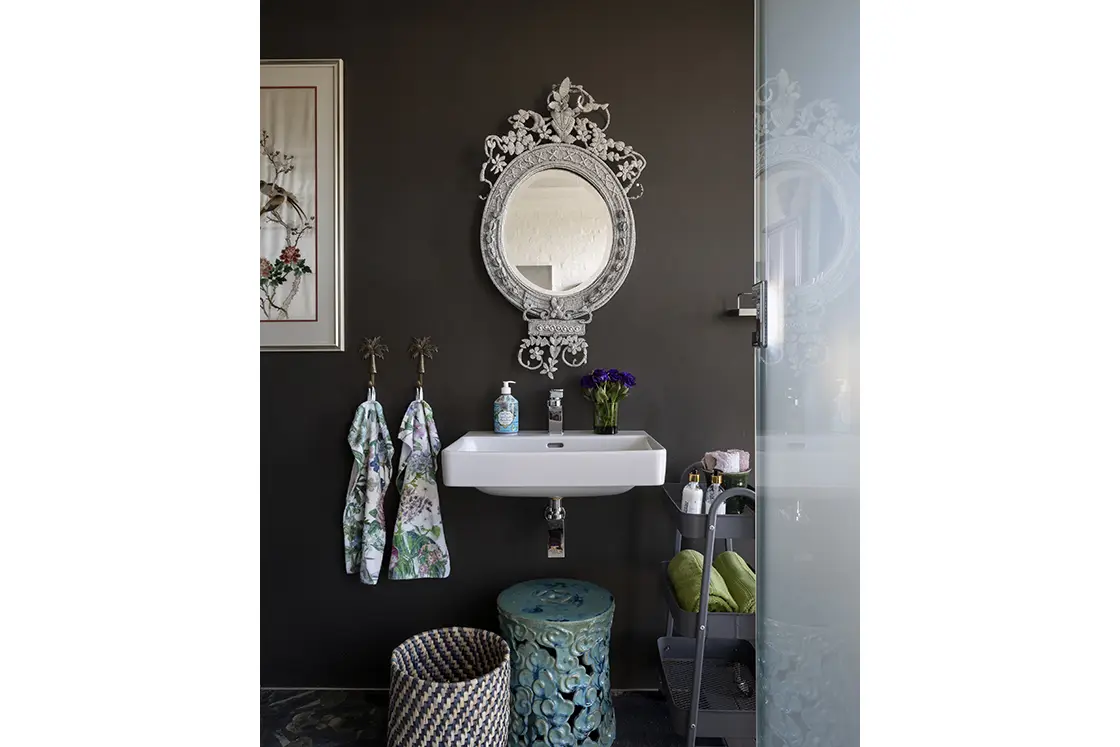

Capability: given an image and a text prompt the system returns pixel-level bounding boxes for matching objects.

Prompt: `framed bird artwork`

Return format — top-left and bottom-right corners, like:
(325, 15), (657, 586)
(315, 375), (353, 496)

(260, 59), (344, 352)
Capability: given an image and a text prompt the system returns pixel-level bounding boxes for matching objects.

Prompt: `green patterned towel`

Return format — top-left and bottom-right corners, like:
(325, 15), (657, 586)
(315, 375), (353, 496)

(713, 551), (756, 613)
(343, 390), (394, 585)
(668, 550), (736, 613)
(388, 397), (450, 580)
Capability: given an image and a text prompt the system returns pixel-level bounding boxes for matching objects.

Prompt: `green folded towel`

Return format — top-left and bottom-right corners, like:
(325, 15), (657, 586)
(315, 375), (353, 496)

(713, 551), (756, 613)
(667, 550), (736, 613)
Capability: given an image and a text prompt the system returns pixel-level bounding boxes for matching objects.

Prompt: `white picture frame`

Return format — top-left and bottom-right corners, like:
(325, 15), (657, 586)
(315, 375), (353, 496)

(260, 59), (344, 352)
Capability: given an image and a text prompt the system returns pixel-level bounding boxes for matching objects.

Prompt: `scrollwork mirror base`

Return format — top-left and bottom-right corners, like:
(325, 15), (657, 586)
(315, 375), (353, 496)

(518, 318), (590, 380)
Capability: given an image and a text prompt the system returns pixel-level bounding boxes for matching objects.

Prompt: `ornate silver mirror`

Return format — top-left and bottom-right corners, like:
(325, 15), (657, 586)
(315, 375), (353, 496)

(754, 70), (860, 371)
(479, 78), (645, 378)
(755, 70), (859, 310)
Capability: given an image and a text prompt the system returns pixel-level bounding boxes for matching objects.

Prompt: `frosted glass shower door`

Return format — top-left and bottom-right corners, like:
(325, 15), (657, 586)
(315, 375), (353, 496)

(754, 0), (859, 744)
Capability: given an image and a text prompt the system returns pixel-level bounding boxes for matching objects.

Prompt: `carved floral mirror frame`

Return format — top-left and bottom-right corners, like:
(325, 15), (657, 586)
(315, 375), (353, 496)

(479, 78), (645, 379)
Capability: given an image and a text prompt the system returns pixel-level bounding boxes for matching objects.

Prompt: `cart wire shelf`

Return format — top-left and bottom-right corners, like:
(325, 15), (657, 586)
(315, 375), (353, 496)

(659, 638), (756, 713)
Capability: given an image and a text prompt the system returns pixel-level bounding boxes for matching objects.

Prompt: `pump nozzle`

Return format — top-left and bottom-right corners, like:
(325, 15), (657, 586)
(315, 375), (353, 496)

(500, 380), (516, 394)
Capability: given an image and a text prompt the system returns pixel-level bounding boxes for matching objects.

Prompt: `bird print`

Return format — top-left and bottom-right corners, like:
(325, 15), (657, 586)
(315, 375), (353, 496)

(260, 180), (309, 222)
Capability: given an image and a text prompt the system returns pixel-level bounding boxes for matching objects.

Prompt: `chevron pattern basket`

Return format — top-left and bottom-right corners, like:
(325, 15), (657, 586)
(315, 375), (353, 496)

(388, 627), (511, 747)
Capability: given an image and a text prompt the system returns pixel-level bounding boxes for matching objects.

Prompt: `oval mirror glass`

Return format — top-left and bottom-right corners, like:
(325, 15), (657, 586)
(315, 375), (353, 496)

(501, 169), (613, 295)
(760, 161), (847, 289)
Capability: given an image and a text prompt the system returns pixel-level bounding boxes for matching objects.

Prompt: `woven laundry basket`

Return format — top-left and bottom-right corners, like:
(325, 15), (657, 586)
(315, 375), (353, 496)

(388, 626), (511, 747)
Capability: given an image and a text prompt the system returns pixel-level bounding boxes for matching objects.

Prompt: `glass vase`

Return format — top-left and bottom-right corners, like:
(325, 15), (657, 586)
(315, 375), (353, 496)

(594, 401), (619, 434)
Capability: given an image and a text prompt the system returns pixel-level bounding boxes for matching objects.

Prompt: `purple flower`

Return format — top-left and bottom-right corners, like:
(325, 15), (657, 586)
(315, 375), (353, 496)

(582, 367), (637, 395)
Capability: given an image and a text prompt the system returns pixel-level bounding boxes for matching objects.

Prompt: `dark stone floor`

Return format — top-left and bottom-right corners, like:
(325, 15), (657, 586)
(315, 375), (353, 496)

(260, 689), (729, 746)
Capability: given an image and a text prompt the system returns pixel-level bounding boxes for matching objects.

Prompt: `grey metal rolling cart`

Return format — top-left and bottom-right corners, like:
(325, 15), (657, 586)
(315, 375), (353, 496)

(658, 463), (757, 747)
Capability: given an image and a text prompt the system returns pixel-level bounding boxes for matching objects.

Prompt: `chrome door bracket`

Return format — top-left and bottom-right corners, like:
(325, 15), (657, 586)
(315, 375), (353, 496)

(729, 281), (768, 348)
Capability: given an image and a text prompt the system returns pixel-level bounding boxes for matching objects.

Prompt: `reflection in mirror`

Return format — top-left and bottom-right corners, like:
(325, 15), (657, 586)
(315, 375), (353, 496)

(502, 170), (612, 295)
(762, 162), (844, 289)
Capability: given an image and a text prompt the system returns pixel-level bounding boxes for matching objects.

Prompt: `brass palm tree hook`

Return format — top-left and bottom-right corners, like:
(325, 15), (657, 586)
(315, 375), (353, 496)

(408, 336), (438, 388)
(360, 336), (389, 388)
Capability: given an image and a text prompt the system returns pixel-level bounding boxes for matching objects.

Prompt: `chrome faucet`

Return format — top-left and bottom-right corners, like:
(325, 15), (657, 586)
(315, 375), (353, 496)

(547, 389), (564, 435)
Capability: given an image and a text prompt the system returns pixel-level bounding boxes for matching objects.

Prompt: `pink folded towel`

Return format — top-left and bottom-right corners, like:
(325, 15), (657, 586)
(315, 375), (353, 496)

(702, 449), (750, 473)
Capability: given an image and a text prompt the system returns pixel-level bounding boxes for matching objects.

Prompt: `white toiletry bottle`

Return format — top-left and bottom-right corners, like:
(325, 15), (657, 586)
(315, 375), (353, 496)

(704, 471), (727, 516)
(681, 470), (704, 514)
(494, 380), (519, 434)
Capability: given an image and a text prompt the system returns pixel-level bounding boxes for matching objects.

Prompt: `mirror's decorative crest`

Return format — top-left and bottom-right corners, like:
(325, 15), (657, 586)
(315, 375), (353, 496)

(479, 78), (646, 379)
(480, 78), (646, 201)
(754, 69), (860, 165)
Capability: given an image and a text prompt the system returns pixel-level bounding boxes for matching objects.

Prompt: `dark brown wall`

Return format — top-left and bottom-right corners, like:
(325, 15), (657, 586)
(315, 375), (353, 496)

(261, 0), (755, 688)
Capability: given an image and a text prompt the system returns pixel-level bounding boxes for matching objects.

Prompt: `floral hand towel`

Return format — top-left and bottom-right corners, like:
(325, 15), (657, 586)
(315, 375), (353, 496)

(343, 390), (395, 585)
(388, 398), (450, 580)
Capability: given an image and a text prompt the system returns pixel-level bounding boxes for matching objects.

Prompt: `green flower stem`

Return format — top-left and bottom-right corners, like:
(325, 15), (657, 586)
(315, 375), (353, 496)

(593, 401), (619, 435)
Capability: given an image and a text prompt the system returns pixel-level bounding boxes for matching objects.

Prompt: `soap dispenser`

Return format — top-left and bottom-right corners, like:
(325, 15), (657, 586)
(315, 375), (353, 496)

(494, 380), (519, 434)
(704, 470), (727, 516)
(681, 470), (704, 514)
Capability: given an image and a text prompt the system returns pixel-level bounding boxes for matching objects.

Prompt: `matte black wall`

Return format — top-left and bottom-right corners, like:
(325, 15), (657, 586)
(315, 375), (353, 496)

(261, 0), (755, 688)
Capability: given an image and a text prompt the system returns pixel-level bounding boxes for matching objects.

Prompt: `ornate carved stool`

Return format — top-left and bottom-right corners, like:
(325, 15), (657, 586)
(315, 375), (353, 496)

(497, 579), (616, 747)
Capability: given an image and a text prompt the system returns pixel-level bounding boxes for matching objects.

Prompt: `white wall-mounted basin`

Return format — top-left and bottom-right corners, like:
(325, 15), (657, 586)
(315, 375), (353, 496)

(441, 430), (667, 497)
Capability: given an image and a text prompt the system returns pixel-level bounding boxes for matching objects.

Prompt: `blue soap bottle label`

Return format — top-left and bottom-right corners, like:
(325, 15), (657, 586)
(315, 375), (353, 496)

(495, 381), (518, 433)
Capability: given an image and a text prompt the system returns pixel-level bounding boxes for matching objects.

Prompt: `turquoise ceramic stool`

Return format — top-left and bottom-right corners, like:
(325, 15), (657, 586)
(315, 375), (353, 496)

(497, 579), (616, 747)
